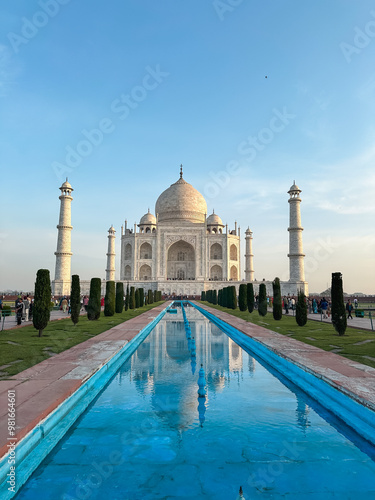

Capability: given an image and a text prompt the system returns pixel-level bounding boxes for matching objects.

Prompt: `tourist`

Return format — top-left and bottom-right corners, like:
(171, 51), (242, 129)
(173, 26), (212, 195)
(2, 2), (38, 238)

(284, 297), (289, 314)
(354, 298), (358, 309)
(312, 298), (318, 314)
(308, 298), (312, 314)
(23, 295), (30, 321)
(15, 296), (24, 325)
(320, 297), (328, 319)
(83, 295), (89, 311)
(61, 297), (68, 313)
(346, 299), (353, 319)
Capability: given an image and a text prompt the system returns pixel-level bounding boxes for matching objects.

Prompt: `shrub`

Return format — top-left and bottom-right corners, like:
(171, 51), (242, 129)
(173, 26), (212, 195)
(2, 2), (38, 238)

(331, 272), (347, 336)
(258, 283), (267, 317)
(135, 288), (140, 308)
(230, 286), (237, 310)
(125, 283), (129, 311)
(33, 269), (51, 337)
(129, 287), (136, 309)
(239, 284), (247, 311)
(296, 289), (307, 326)
(104, 281), (116, 316)
(2, 305), (11, 317)
(247, 283), (254, 313)
(70, 274), (81, 325)
(272, 277), (282, 320)
(115, 282), (124, 314)
(87, 278), (101, 320)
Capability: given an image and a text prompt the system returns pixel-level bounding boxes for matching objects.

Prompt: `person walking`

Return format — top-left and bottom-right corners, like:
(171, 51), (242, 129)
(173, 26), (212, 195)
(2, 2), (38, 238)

(61, 297), (68, 313)
(23, 295), (30, 321)
(15, 296), (24, 325)
(320, 297), (328, 319)
(346, 299), (353, 319)
(284, 297), (289, 314)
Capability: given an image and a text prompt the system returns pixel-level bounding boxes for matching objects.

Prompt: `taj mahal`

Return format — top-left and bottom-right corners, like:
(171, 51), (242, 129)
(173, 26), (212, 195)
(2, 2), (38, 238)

(51, 166), (308, 297)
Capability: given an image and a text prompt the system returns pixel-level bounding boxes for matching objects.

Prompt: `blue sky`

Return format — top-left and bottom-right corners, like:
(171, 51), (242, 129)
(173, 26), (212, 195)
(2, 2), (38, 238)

(0, 0), (374, 294)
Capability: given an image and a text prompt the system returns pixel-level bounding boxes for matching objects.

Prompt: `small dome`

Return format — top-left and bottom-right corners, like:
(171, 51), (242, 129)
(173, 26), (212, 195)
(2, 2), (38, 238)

(139, 209), (156, 225)
(288, 180), (301, 193)
(207, 210), (223, 226)
(60, 180), (73, 190)
(108, 225), (115, 232)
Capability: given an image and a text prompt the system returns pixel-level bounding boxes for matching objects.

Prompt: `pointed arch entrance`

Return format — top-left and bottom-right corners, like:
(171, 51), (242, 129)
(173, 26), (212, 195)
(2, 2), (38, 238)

(167, 240), (195, 280)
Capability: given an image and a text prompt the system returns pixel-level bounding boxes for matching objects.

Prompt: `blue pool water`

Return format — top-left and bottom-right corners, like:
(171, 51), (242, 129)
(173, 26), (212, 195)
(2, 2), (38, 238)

(15, 304), (375, 499)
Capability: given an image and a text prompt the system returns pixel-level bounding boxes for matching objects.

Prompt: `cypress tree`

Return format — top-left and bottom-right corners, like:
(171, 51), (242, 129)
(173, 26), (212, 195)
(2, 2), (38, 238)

(247, 283), (254, 313)
(115, 282), (124, 314)
(147, 289), (153, 304)
(125, 283), (129, 311)
(104, 281), (116, 316)
(218, 289), (222, 306)
(87, 278), (101, 320)
(213, 289), (218, 305)
(201, 291), (206, 301)
(296, 289), (308, 326)
(129, 286), (136, 309)
(70, 274), (81, 325)
(139, 288), (144, 307)
(33, 269), (51, 337)
(331, 272), (347, 336)
(153, 290), (157, 303)
(135, 288), (140, 308)
(272, 277), (282, 320)
(239, 284), (247, 311)
(258, 283), (267, 317)
(222, 287), (227, 308)
(231, 286), (237, 309)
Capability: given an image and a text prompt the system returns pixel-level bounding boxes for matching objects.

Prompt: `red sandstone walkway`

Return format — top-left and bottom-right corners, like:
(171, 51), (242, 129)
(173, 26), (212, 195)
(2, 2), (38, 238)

(0, 303), (169, 460)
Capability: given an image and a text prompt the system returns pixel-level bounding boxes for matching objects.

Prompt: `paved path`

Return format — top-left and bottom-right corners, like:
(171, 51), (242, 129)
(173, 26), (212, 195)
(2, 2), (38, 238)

(1, 308), (87, 331)
(0, 303), (170, 460)
(274, 308), (374, 331)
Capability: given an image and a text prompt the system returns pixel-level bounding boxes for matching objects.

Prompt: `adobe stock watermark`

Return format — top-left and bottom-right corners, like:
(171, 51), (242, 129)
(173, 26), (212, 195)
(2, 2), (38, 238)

(213, 0), (243, 21)
(340, 11), (375, 63)
(52, 64), (169, 182)
(7, 0), (73, 54)
(204, 107), (296, 199)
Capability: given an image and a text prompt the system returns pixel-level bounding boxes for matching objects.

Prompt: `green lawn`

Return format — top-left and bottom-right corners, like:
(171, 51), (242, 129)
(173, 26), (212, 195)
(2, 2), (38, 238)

(199, 302), (375, 370)
(0, 302), (164, 379)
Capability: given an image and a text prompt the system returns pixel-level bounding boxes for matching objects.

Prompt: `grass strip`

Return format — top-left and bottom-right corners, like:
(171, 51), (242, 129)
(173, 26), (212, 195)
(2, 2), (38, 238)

(0, 302), (164, 378)
(199, 302), (375, 370)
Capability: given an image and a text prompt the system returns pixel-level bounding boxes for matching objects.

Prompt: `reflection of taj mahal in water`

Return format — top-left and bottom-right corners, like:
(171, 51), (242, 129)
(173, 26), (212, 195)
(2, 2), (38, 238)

(52, 166), (308, 296)
(122, 306), (310, 431)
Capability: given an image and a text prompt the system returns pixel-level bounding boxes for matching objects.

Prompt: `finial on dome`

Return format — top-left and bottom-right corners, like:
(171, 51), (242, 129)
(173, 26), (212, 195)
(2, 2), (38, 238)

(148, 207), (150, 213)
(180, 164), (183, 179)
(66, 177), (68, 182)
(213, 208), (215, 214)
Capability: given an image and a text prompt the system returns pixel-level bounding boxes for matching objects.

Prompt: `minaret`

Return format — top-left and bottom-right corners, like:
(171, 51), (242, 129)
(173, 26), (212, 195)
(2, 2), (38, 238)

(244, 227), (254, 281)
(288, 181), (305, 282)
(106, 226), (116, 281)
(53, 179), (73, 296)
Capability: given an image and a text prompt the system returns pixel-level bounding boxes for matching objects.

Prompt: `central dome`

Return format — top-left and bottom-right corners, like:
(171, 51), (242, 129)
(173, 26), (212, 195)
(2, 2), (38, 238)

(155, 171), (207, 224)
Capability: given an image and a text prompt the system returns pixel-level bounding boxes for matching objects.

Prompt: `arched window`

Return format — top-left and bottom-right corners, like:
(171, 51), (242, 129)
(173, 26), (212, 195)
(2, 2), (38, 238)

(230, 244), (238, 260)
(177, 251), (185, 261)
(177, 269), (185, 280)
(140, 242), (152, 259)
(210, 265), (222, 281)
(210, 243), (222, 260)
(139, 264), (151, 280)
(125, 244), (132, 260)
(124, 265), (131, 279)
(230, 265), (238, 280)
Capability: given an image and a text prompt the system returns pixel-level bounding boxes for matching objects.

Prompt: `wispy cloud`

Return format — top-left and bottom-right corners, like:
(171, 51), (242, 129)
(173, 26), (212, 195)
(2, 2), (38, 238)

(305, 145), (375, 215)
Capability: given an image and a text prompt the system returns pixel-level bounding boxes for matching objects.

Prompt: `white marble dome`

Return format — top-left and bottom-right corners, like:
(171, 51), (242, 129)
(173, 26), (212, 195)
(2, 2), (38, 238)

(139, 209), (156, 225)
(206, 210), (223, 226)
(155, 173), (207, 224)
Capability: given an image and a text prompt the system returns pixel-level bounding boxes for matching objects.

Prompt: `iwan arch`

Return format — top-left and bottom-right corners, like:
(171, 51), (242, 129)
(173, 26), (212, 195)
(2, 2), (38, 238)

(52, 167), (308, 297)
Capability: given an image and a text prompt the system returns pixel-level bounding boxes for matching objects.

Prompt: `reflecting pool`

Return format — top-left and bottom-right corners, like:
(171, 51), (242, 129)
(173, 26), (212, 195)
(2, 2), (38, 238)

(15, 304), (375, 499)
